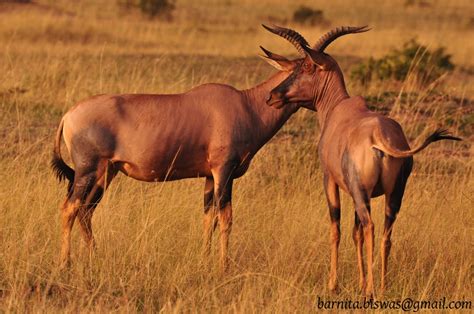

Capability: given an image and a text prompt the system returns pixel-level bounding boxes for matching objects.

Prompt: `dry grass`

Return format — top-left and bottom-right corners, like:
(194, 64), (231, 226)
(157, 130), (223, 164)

(0, 0), (472, 312)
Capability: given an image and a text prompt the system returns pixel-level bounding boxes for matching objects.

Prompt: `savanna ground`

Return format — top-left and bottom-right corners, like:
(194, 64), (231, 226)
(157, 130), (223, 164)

(0, 0), (472, 312)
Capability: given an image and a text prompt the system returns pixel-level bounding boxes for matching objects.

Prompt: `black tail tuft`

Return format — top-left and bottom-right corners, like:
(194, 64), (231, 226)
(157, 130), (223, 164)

(429, 128), (462, 143)
(51, 153), (75, 192)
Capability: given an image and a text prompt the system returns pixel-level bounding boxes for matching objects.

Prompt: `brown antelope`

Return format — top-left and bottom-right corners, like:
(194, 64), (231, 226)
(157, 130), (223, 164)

(51, 28), (316, 270)
(263, 25), (461, 296)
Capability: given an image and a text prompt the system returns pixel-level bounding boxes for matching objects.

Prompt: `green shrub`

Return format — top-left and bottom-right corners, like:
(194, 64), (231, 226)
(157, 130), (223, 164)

(292, 6), (327, 26)
(350, 39), (454, 86)
(118, 0), (175, 18)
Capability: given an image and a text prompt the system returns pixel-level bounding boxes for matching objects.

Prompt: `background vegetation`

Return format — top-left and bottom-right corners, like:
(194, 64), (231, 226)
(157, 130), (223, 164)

(0, 0), (472, 311)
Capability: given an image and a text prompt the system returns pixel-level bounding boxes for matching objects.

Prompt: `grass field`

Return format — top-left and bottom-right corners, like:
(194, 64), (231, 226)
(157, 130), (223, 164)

(0, 0), (472, 311)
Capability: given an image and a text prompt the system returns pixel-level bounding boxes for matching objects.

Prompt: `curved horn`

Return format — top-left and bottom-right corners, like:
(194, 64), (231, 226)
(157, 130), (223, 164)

(260, 46), (289, 61)
(262, 24), (309, 55)
(313, 25), (370, 52)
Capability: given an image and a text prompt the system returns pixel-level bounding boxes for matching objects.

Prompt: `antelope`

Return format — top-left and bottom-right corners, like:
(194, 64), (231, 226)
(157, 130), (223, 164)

(51, 27), (315, 270)
(263, 25), (461, 296)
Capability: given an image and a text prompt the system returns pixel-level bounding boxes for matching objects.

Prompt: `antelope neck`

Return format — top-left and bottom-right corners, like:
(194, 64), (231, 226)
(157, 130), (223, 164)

(242, 72), (299, 145)
(314, 71), (349, 129)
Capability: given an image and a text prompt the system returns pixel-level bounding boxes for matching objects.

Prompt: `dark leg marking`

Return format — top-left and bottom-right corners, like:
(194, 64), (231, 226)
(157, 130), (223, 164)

(60, 160), (117, 268)
(211, 162), (237, 272)
(324, 173), (341, 292)
(203, 177), (217, 257)
(381, 157), (413, 292)
(60, 170), (96, 268)
(342, 149), (374, 296)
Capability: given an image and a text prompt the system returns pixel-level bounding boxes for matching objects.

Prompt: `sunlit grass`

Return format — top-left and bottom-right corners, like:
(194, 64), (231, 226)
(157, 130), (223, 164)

(0, 0), (472, 311)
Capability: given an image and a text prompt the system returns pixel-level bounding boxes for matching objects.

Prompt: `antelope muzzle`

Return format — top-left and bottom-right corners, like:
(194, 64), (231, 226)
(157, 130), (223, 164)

(266, 89), (287, 108)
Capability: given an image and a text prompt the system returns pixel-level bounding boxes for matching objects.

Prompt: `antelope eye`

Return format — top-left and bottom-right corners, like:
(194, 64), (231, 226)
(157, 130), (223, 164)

(302, 62), (312, 72)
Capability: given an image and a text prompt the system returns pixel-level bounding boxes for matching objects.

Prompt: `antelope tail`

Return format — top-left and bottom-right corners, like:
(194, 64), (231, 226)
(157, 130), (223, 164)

(51, 119), (75, 189)
(372, 128), (461, 158)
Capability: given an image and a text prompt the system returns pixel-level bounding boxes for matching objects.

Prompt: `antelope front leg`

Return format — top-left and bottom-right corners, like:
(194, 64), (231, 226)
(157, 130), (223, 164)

(352, 212), (365, 292)
(356, 205), (375, 298)
(218, 199), (232, 272)
(364, 217), (375, 298)
(324, 175), (341, 292)
(202, 177), (217, 257)
(211, 165), (235, 272)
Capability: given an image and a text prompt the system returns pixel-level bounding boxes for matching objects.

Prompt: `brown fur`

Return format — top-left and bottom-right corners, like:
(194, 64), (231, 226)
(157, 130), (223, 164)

(264, 25), (461, 296)
(51, 32), (310, 270)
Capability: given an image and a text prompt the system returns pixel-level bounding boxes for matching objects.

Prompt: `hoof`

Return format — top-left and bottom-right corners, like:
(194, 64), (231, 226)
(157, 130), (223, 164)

(379, 286), (386, 298)
(58, 259), (71, 271)
(359, 280), (366, 294)
(364, 288), (374, 300)
(328, 281), (339, 294)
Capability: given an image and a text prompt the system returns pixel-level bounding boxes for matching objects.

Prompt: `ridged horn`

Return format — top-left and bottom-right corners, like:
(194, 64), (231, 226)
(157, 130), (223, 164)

(313, 25), (370, 52)
(262, 24), (309, 56)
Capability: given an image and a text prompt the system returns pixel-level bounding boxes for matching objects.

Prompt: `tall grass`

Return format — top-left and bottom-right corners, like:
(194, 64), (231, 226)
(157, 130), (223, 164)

(0, 0), (472, 311)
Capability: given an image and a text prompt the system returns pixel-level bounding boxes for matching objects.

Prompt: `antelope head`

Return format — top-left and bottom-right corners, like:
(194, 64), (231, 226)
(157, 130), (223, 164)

(263, 25), (370, 111)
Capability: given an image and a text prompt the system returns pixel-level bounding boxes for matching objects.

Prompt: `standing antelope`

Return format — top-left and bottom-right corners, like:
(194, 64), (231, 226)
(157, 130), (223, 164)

(51, 27), (314, 270)
(263, 25), (461, 296)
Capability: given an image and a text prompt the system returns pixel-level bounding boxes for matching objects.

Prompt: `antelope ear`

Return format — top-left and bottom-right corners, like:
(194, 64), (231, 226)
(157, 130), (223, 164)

(259, 46), (294, 71)
(260, 56), (294, 71)
(301, 45), (330, 70)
